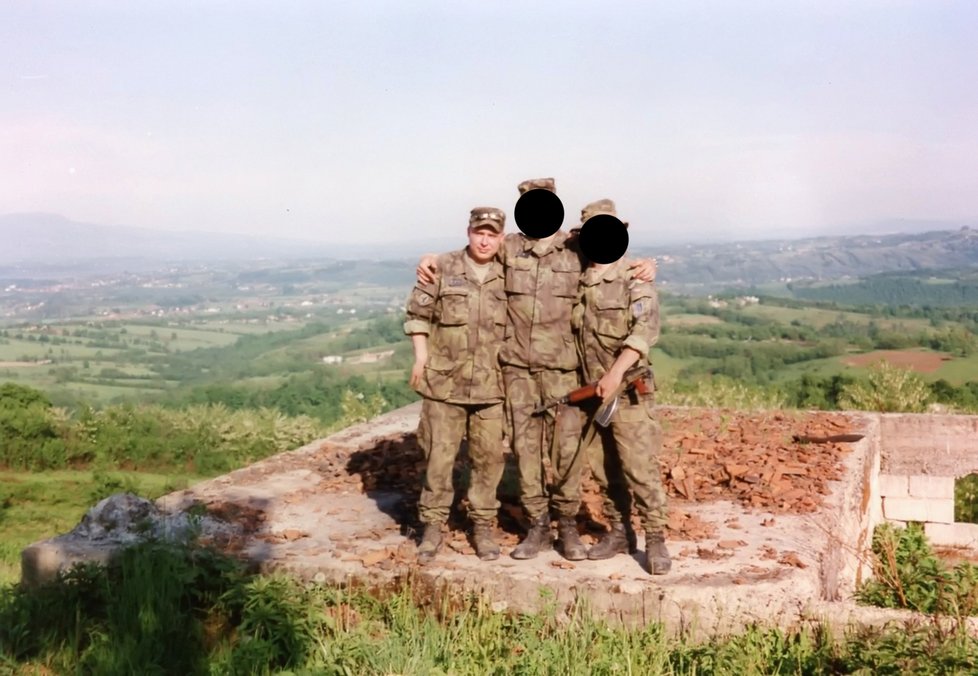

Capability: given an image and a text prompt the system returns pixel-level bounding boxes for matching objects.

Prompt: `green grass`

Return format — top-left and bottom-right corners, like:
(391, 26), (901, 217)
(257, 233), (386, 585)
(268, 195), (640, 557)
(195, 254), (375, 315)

(0, 470), (204, 585)
(935, 353), (978, 383)
(773, 352), (978, 387)
(0, 371), (173, 405)
(771, 356), (856, 382)
(4, 542), (978, 674)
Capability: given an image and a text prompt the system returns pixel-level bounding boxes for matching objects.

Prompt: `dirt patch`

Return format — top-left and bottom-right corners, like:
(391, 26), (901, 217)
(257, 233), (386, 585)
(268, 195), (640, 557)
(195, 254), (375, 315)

(842, 349), (950, 373)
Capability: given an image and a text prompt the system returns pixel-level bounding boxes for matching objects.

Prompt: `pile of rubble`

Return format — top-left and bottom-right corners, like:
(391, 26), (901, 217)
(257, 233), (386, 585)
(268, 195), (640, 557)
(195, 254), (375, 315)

(303, 407), (859, 544)
(658, 408), (858, 513)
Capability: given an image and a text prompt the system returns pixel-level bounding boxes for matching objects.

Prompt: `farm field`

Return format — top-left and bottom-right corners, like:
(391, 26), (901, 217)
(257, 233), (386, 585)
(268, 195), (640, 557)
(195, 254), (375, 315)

(2, 262), (978, 418)
(738, 303), (935, 333)
(842, 349), (950, 373)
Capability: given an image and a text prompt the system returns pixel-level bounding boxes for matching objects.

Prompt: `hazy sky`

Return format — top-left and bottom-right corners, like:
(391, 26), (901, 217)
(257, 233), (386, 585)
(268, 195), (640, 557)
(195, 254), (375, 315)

(3, 1), (977, 245)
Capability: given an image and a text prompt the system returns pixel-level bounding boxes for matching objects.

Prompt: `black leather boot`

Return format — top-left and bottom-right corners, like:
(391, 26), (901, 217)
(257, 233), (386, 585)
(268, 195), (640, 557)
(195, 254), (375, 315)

(557, 516), (588, 561)
(645, 530), (672, 575)
(511, 513), (552, 560)
(587, 522), (629, 560)
(417, 524), (443, 564)
(472, 523), (500, 561)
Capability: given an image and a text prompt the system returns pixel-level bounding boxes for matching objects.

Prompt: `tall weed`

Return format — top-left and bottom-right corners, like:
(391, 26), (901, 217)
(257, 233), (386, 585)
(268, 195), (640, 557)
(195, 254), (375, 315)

(857, 522), (978, 616)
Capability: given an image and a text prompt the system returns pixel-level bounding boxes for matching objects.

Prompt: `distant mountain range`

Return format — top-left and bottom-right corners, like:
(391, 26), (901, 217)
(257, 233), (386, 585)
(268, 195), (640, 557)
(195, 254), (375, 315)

(0, 213), (460, 267)
(636, 227), (978, 290)
(3, 212), (978, 291)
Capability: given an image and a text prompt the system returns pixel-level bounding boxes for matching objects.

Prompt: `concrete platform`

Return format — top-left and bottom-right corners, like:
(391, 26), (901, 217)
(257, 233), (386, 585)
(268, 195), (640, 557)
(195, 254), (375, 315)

(29, 402), (971, 634)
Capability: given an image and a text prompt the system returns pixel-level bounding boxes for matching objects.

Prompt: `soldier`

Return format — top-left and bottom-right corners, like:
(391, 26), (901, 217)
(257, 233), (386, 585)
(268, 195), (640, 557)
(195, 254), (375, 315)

(498, 177), (590, 560)
(404, 206), (508, 563)
(417, 179), (656, 561)
(572, 199), (671, 575)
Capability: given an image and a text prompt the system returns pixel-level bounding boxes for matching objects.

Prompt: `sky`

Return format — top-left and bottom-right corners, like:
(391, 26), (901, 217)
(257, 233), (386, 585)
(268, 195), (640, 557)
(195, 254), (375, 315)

(3, 0), (978, 246)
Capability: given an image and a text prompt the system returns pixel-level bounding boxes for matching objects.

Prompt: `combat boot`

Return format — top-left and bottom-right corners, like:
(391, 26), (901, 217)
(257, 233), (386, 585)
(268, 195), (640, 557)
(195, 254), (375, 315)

(557, 517), (588, 561)
(511, 513), (552, 560)
(587, 522), (629, 560)
(472, 523), (500, 561)
(417, 524), (443, 564)
(645, 530), (672, 575)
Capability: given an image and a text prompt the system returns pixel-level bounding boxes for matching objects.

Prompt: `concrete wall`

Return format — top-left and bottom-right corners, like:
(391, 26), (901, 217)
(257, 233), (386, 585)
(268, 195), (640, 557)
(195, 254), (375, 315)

(820, 413), (880, 598)
(877, 412), (978, 548)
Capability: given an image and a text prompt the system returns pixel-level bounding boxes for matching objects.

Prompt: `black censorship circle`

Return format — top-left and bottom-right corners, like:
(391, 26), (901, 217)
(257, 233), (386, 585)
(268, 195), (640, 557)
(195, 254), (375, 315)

(514, 189), (564, 239)
(579, 214), (628, 264)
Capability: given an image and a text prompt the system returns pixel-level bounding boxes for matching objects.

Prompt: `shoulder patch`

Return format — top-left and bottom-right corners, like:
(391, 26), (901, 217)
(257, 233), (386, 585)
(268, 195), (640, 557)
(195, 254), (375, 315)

(413, 289), (433, 305)
(631, 300), (647, 318)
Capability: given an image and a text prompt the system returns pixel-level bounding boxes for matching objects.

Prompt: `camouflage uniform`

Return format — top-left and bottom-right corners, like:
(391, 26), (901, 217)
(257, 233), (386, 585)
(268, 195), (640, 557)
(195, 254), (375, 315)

(572, 257), (668, 532)
(498, 229), (586, 520)
(405, 213), (507, 527)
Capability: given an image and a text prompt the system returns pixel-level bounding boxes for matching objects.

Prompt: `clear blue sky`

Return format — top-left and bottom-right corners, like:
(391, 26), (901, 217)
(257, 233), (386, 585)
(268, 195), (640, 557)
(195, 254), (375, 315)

(3, 1), (977, 244)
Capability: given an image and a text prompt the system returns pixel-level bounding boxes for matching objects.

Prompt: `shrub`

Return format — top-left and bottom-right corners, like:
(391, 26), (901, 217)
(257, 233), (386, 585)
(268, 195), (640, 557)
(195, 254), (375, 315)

(857, 522), (978, 616)
(839, 361), (933, 413)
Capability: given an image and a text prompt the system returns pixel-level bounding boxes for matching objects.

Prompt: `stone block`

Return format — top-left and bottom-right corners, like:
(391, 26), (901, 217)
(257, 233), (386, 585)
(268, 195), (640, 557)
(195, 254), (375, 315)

(925, 522), (978, 548)
(878, 474), (909, 498)
(21, 538), (118, 587)
(882, 496), (955, 524)
(908, 474), (955, 500)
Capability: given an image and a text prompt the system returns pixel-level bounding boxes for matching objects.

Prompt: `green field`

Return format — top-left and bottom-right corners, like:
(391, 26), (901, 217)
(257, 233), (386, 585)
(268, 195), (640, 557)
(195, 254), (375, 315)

(0, 340), (130, 361)
(935, 353), (978, 382)
(115, 323), (240, 348)
(665, 313), (724, 326)
(738, 304), (935, 332)
(648, 348), (688, 382)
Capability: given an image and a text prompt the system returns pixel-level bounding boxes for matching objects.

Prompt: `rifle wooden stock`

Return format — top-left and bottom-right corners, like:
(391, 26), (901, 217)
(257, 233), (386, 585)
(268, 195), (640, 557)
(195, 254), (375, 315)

(633, 377), (651, 395)
(566, 383), (599, 404)
(532, 365), (652, 415)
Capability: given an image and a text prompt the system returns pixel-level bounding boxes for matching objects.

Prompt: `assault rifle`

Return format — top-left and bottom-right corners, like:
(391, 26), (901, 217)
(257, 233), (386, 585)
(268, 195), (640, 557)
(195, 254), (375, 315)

(532, 365), (652, 427)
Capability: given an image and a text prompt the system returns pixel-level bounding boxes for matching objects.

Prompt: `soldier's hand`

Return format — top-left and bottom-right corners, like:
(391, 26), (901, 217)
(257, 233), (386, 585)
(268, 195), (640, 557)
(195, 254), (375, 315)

(409, 359), (426, 389)
(417, 254), (439, 284)
(596, 370), (623, 399)
(629, 257), (657, 283)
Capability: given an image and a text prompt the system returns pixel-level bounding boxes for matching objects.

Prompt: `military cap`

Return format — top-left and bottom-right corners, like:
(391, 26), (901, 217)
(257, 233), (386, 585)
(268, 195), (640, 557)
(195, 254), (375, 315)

(580, 198), (628, 227)
(517, 177), (556, 195)
(469, 206), (506, 233)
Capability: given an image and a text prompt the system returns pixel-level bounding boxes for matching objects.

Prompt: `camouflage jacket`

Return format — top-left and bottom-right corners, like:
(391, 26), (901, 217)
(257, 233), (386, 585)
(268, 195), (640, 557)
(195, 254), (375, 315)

(497, 231), (585, 371)
(572, 258), (660, 384)
(403, 248), (506, 403)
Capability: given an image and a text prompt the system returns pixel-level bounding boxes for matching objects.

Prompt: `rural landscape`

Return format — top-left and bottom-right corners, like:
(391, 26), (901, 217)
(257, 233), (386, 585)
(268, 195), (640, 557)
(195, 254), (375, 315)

(6, 0), (977, 670)
(3, 216), (978, 671)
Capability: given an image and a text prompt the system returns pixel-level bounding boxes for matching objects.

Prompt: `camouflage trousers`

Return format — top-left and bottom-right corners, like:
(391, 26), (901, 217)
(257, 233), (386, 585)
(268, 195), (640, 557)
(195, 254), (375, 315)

(502, 366), (584, 520)
(416, 397), (505, 526)
(582, 392), (668, 531)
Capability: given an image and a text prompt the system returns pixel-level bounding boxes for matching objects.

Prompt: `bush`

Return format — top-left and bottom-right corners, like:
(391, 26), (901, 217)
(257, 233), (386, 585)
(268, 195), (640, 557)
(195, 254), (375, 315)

(659, 376), (786, 410)
(838, 361), (933, 413)
(0, 383), (64, 469)
(857, 522), (978, 616)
